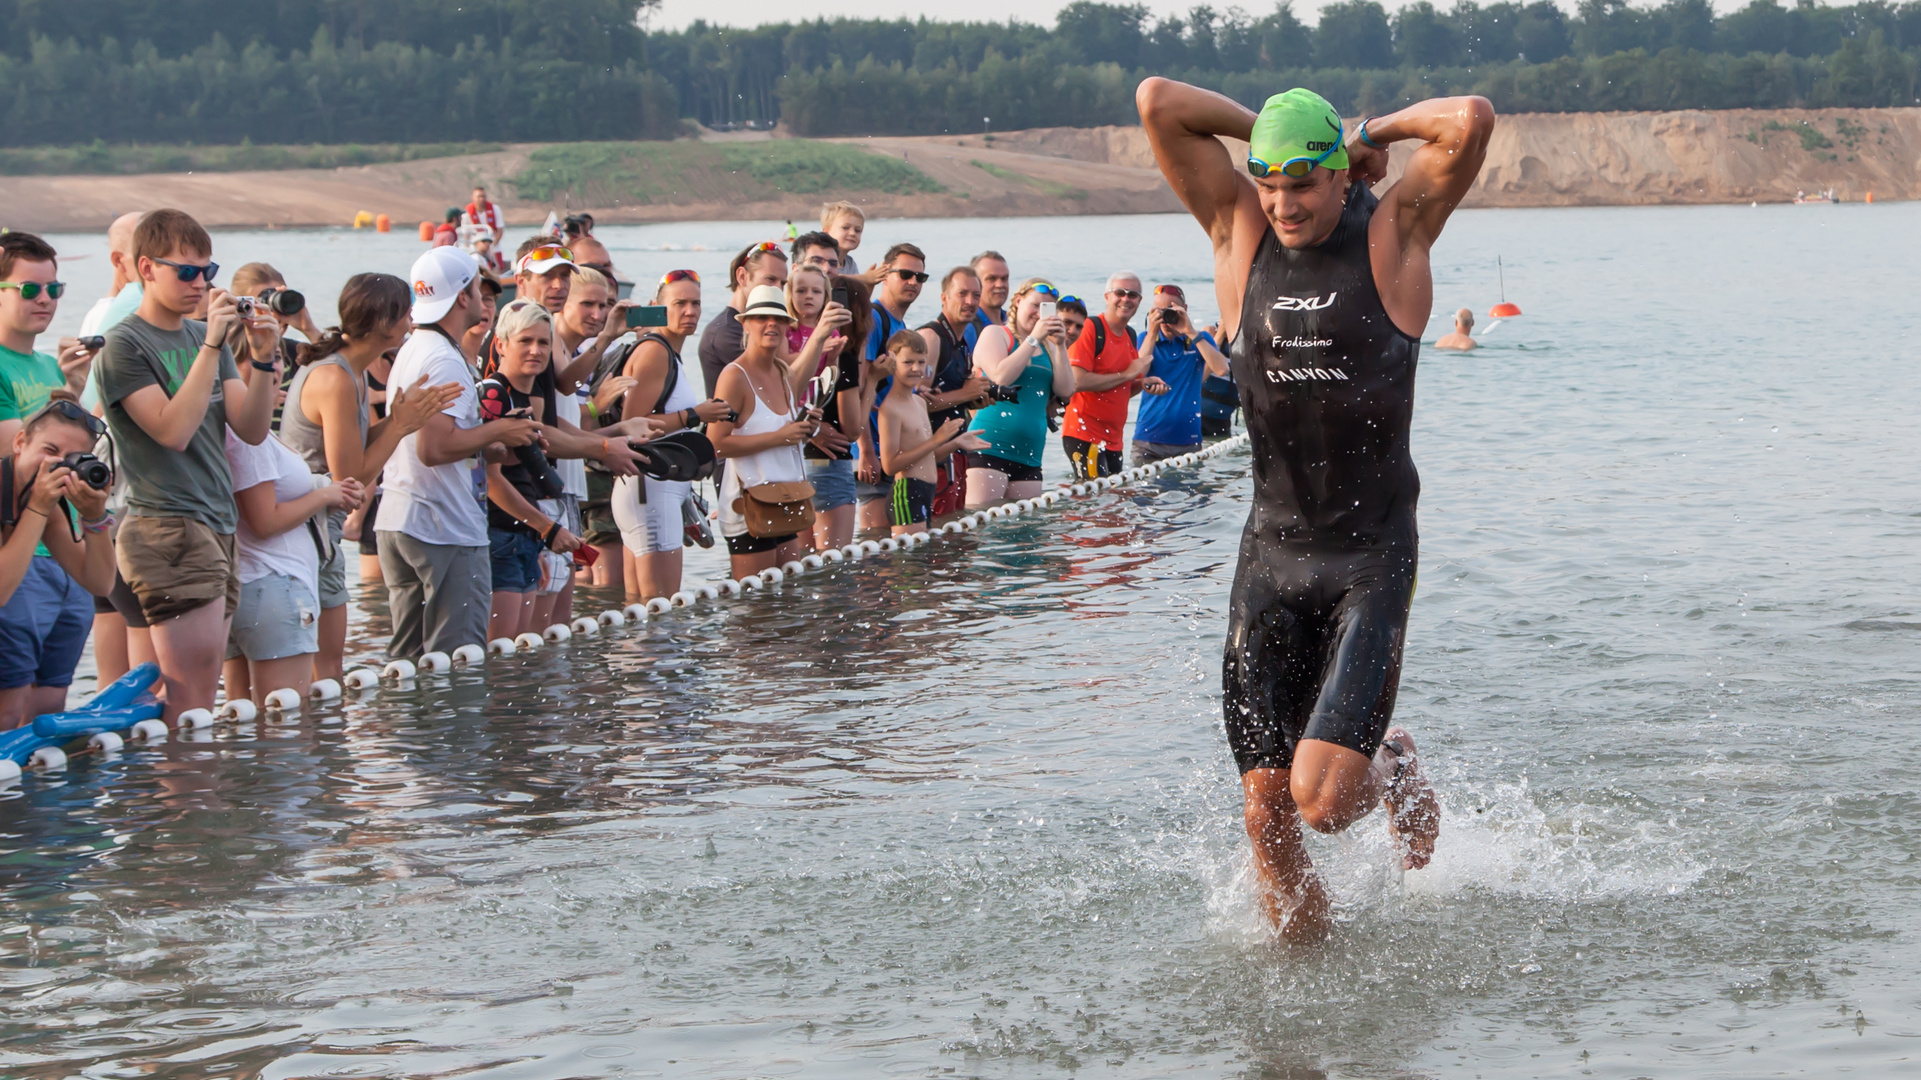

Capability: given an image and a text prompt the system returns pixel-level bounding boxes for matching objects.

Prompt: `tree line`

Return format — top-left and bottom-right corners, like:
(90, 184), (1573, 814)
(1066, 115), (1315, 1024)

(0, 0), (1917, 147)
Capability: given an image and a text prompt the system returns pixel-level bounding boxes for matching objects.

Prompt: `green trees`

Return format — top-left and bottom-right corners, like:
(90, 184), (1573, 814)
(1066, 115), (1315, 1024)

(0, 1), (1917, 147)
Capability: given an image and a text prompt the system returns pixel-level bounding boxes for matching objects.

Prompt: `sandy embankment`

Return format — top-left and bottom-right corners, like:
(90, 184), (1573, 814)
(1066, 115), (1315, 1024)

(3, 107), (1917, 232)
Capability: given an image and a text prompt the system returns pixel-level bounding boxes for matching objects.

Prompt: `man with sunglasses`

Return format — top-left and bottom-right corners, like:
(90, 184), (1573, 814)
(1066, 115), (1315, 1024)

(0, 233), (96, 450)
(1061, 272), (1156, 480)
(1137, 80), (1493, 938)
(95, 208), (285, 724)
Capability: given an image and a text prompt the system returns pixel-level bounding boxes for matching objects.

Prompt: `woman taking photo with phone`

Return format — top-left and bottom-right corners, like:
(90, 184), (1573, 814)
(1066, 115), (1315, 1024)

(612, 270), (733, 603)
(965, 279), (1077, 508)
(783, 266), (869, 554)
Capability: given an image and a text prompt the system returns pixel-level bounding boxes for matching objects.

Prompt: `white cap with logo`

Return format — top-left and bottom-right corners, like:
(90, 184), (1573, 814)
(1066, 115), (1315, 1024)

(410, 246), (479, 324)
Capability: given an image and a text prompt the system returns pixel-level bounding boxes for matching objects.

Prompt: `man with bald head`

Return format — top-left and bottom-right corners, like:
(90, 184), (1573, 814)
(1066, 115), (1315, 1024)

(79, 212), (144, 337)
(1434, 307), (1477, 350)
(1061, 271), (1157, 479)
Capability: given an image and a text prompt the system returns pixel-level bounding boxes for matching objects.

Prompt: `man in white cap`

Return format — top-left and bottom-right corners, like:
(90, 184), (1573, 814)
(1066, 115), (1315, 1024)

(374, 247), (540, 659)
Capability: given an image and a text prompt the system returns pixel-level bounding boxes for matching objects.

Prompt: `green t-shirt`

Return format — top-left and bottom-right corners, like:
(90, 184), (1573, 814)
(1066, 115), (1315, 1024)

(0, 342), (65, 421)
(96, 314), (241, 533)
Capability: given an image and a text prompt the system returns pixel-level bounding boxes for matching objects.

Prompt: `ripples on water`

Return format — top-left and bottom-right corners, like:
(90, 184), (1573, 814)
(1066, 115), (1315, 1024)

(6, 203), (1919, 1077)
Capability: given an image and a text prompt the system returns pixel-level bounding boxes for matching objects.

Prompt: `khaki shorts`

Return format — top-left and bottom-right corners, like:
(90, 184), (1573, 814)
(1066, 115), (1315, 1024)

(116, 515), (240, 624)
(580, 469), (621, 547)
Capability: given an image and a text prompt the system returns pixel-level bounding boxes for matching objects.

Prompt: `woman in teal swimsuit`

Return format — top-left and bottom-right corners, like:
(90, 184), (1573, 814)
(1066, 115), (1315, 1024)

(965, 279), (1078, 507)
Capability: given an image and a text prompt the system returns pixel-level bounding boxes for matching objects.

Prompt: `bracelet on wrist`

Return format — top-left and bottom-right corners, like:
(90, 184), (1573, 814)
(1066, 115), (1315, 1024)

(1358, 115), (1384, 149)
(249, 359), (277, 372)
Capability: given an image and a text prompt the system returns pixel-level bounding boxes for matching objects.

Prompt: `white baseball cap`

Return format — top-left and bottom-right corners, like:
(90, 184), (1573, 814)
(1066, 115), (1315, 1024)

(517, 242), (576, 277)
(410, 246), (479, 324)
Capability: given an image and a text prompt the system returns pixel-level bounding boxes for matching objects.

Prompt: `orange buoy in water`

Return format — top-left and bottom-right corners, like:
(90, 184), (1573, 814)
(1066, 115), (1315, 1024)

(375, 213), (391, 233)
(1866, 192), (1875, 203)
(1490, 302), (1522, 318)
(418, 221), (435, 242)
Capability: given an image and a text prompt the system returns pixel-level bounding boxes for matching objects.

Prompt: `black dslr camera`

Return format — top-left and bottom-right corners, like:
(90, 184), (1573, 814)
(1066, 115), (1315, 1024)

(983, 383), (1021, 405)
(58, 451), (112, 490)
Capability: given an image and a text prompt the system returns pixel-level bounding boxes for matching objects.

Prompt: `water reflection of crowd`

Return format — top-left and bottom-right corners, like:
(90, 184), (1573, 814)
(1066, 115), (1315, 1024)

(0, 201), (1239, 732)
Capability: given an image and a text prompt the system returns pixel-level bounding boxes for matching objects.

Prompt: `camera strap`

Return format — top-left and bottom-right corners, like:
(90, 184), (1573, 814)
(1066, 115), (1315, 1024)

(0, 456), (14, 529)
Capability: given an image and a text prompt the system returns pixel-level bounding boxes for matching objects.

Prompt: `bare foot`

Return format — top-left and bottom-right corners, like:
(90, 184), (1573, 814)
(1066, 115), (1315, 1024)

(1379, 727), (1440, 870)
(1262, 873), (1332, 944)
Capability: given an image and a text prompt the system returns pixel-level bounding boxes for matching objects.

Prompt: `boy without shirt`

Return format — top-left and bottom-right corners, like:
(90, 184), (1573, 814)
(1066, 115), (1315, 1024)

(876, 331), (985, 536)
(95, 209), (283, 721)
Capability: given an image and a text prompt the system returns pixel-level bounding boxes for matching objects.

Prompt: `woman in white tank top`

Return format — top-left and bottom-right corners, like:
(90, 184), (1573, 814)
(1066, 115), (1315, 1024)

(708, 285), (851, 579)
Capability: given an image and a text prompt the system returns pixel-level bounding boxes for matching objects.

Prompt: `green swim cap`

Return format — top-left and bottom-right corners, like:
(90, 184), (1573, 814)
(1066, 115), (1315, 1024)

(1248, 89), (1348, 178)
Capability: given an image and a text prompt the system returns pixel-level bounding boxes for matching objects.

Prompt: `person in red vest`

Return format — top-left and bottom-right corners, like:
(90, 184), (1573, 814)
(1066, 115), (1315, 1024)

(466, 186), (503, 239)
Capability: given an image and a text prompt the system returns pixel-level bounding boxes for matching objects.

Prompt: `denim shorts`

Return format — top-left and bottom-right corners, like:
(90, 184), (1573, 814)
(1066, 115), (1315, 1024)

(807, 457), (857, 512)
(489, 528), (544, 593)
(226, 572), (320, 662)
(0, 556), (94, 689)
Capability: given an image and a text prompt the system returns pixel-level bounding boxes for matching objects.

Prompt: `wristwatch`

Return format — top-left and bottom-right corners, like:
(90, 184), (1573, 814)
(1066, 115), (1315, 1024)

(681, 406), (698, 428)
(250, 358), (277, 372)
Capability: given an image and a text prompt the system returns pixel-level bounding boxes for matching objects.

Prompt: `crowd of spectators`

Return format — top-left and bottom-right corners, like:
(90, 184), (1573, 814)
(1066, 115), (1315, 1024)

(0, 201), (1239, 729)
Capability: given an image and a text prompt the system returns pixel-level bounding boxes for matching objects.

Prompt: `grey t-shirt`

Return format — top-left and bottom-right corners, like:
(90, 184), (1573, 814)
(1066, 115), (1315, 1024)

(697, 305), (742, 400)
(97, 314), (242, 533)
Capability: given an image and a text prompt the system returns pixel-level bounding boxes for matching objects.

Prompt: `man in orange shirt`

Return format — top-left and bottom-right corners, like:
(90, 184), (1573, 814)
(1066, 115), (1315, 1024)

(1061, 271), (1166, 478)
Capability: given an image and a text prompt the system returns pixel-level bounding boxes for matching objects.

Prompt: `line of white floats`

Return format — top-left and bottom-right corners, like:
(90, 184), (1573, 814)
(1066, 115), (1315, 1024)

(114, 434), (1248, 734)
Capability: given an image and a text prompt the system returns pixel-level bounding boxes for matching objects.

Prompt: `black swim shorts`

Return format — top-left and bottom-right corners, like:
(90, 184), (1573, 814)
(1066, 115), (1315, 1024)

(970, 451), (1044, 484)
(725, 532), (794, 556)
(1223, 544), (1416, 773)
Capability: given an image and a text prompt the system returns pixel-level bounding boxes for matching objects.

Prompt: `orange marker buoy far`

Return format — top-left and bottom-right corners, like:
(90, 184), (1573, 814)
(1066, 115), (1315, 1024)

(1866, 192), (1874, 203)
(375, 213), (391, 233)
(418, 221), (435, 242)
(1488, 255), (1521, 318)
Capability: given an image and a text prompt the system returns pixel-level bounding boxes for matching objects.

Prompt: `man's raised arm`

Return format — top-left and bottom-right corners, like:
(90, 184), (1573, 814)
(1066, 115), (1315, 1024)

(1348, 96), (1496, 252)
(1135, 77), (1257, 247)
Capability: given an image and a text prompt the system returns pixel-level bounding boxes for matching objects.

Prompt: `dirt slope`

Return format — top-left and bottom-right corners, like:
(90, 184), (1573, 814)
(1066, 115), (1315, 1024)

(3, 108), (1916, 233)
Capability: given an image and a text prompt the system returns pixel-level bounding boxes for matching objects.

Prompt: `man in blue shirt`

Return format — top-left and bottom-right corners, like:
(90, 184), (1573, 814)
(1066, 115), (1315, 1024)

(1132, 284), (1229, 464)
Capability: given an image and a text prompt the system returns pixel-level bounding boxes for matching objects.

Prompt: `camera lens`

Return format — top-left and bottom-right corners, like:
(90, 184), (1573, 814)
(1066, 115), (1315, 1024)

(264, 288), (306, 316)
(61, 452), (112, 491)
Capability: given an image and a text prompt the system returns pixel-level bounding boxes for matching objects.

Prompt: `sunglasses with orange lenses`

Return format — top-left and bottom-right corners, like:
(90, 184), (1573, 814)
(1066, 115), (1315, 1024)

(661, 269), (701, 286)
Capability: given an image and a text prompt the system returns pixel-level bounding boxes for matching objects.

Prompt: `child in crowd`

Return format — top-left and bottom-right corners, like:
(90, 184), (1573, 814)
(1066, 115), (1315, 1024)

(820, 201), (866, 276)
(95, 209), (282, 722)
(875, 331), (985, 536)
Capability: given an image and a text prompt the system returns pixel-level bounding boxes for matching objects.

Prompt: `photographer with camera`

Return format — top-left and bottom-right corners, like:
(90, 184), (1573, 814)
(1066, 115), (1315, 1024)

(964, 279), (1079, 509)
(1131, 284), (1228, 466)
(0, 233), (97, 449)
(784, 265), (864, 554)
(0, 389), (115, 730)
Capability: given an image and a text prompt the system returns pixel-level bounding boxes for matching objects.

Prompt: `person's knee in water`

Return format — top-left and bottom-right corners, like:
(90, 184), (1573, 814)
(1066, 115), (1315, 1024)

(1140, 79), (1492, 902)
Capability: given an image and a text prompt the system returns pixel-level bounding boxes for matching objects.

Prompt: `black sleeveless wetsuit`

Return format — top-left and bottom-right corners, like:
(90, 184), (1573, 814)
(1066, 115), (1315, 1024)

(1223, 184), (1420, 773)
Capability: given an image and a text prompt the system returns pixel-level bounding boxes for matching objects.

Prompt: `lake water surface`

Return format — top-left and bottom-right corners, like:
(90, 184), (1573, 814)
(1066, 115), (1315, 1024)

(6, 203), (1920, 1078)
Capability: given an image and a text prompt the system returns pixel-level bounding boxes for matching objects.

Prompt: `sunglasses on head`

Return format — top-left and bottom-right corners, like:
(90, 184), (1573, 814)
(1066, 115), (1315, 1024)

(1247, 118), (1345, 179)
(0, 280), (65, 300)
(1058, 294), (1084, 307)
(524, 244), (572, 263)
(1154, 284), (1186, 299)
(30, 397), (108, 438)
(151, 257), (220, 283)
(661, 269), (701, 286)
(1027, 283), (1061, 299)
(891, 268), (931, 284)
(747, 241), (784, 256)
(1110, 288), (1143, 300)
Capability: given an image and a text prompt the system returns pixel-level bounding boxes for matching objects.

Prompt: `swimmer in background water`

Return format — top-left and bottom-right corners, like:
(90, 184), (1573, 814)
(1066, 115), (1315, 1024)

(1434, 308), (1477, 351)
(1140, 79), (1492, 941)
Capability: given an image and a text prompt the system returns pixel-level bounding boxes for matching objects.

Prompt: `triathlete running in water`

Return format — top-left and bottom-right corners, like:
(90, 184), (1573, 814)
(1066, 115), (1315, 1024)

(1137, 80), (1493, 940)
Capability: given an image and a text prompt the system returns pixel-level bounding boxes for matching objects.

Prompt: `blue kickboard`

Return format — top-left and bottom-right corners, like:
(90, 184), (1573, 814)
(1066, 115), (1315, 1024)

(1, 664), (165, 765)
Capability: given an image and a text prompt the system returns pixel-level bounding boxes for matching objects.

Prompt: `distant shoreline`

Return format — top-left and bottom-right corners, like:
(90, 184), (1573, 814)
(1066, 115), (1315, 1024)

(2, 107), (1914, 233)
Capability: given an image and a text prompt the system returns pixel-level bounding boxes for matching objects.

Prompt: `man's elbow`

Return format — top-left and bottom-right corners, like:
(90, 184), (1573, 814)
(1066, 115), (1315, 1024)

(1456, 96), (1497, 145)
(1135, 77), (1172, 121)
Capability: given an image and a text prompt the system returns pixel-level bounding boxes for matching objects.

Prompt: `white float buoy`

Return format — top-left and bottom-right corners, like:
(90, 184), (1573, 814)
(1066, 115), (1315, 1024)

(781, 560), (804, 576)
(823, 549), (843, 564)
(0, 759), (20, 786)
(598, 609), (626, 627)
(177, 707), (215, 729)
(88, 731), (124, 754)
(646, 597), (672, 614)
(487, 637), (517, 656)
(383, 658), (417, 681)
(697, 584), (720, 600)
(264, 689), (301, 713)
(801, 554), (824, 569)
(218, 698), (257, 723)
(544, 623), (572, 643)
(452, 643), (486, 667)
(344, 668), (381, 690)
(671, 590), (697, 608)
(761, 567), (784, 584)
(739, 575), (763, 591)
(879, 537), (899, 552)
(719, 579), (742, 597)
(571, 617), (599, 636)
(624, 603), (649, 622)
(842, 543), (864, 561)
(419, 651), (452, 673)
(860, 540), (881, 554)
(28, 746), (66, 772)
(129, 719), (168, 743)
(513, 632), (543, 651)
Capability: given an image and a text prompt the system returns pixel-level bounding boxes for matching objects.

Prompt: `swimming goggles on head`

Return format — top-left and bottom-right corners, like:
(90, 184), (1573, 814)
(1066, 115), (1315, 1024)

(151, 258), (220, 283)
(1246, 118), (1345, 179)
(0, 280), (65, 300)
(1026, 282), (1061, 299)
(1057, 294), (1084, 307)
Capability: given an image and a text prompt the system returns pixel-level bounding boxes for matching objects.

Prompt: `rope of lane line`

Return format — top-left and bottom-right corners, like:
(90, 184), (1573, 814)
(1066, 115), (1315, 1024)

(0, 434), (1249, 781)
